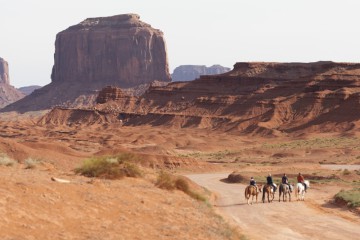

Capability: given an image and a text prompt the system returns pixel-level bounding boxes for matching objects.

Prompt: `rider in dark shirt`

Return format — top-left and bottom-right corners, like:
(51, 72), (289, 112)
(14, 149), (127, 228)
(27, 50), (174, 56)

(250, 177), (256, 186)
(282, 173), (292, 192)
(267, 173), (277, 192)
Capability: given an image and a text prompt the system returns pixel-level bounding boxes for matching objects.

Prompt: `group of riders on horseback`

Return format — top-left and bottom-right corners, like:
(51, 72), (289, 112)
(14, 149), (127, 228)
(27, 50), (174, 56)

(245, 172), (309, 204)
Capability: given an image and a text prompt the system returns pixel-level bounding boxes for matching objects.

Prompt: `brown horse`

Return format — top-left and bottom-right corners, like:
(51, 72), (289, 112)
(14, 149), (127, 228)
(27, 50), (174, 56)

(244, 185), (262, 205)
(279, 183), (291, 202)
(262, 184), (275, 203)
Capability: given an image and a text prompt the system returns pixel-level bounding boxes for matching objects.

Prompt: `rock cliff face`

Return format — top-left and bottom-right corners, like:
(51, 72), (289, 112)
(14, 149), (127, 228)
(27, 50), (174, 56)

(43, 61), (360, 136)
(2, 14), (170, 113)
(0, 58), (10, 85)
(0, 58), (25, 108)
(52, 13), (170, 86)
(96, 86), (125, 104)
(171, 65), (230, 82)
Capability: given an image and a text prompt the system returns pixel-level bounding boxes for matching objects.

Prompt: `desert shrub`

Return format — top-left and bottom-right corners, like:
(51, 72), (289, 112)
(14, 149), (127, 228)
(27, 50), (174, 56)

(0, 154), (16, 166)
(335, 188), (360, 208)
(227, 171), (245, 183)
(342, 169), (351, 175)
(75, 154), (142, 179)
(155, 171), (175, 190)
(155, 171), (206, 202)
(24, 158), (40, 169)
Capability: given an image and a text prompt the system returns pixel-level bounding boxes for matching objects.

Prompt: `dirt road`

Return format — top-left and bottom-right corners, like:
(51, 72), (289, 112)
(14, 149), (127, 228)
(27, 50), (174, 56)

(187, 173), (360, 240)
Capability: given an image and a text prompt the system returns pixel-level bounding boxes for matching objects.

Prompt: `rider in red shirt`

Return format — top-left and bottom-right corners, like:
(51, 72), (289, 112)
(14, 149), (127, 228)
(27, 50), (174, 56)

(297, 173), (307, 192)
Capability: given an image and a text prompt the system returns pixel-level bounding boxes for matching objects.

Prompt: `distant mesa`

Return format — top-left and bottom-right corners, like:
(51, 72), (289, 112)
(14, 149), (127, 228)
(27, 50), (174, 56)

(17, 85), (42, 96)
(0, 57), (25, 108)
(171, 65), (230, 82)
(2, 13), (170, 113)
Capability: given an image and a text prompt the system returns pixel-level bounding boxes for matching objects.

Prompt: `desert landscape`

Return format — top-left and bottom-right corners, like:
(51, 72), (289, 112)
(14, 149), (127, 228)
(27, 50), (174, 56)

(0, 9), (360, 240)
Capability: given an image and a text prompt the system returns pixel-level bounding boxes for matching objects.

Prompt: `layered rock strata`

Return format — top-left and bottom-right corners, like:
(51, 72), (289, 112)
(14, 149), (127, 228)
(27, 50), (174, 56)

(43, 61), (360, 136)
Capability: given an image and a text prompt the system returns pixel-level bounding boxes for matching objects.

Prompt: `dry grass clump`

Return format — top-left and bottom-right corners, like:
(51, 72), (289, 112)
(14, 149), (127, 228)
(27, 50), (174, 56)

(24, 158), (40, 169)
(335, 188), (360, 208)
(75, 153), (142, 179)
(155, 171), (206, 202)
(0, 153), (16, 166)
(342, 169), (351, 175)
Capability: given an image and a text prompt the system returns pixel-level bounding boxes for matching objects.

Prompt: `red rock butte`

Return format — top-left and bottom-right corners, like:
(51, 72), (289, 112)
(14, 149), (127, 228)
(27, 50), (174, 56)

(2, 14), (170, 113)
(51, 13), (170, 86)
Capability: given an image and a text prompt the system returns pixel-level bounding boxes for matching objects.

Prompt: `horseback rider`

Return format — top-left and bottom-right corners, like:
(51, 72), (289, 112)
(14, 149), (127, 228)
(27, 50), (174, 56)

(266, 173), (277, 192)
(249, 176), (258, 192)
(297, 172), (307, 192)
(282, 173), (292, 192)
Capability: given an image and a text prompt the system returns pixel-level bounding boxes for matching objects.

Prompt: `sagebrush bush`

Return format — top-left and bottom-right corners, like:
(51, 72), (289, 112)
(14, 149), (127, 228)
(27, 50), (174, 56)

(75, 154), (142, 179)
(342, 169), (351, 175)
(24, 158), (39, 169)
(155, 171), (206, 202)
(0, 154), (16, 167)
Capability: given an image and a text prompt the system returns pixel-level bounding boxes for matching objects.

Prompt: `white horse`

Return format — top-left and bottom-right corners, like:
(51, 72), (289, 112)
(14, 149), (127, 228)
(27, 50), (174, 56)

(295, 180), (310, 201)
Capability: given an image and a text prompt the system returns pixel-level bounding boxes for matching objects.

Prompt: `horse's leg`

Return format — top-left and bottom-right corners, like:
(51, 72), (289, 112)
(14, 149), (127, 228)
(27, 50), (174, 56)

(279, 189), (281, 202)
(262, 190), (265, 203)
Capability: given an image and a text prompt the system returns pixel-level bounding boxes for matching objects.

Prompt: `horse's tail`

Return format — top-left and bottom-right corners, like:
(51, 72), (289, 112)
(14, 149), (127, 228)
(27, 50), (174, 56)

(244, 187), (248, 200)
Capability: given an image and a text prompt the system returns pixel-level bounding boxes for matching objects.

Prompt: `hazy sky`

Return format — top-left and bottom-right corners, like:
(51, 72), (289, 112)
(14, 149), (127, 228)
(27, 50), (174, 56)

(1, 0), (360, 87)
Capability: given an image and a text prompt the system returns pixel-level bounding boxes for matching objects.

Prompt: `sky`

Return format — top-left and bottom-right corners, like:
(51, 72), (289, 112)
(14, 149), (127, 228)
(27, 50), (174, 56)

(1, 0), (360, 88)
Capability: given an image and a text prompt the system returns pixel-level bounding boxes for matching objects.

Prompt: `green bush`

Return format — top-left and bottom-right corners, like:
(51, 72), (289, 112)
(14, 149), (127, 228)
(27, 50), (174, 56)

(155, 171), (206, 202)
(75, 154), (142, 179)
(335, 188), (360, 208)
(342, 169), (351, 175)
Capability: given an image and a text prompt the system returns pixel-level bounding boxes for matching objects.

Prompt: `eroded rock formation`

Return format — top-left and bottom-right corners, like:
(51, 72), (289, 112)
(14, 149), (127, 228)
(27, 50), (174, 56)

(0, 58), (10, 85)
(41, 61), (360, 136)
(52, 13), (170, 86)
(96, 86), (126, 104)
(0, 58), (25, 108)
(171, 65), (230, 82)
(3, 14), (170, 113)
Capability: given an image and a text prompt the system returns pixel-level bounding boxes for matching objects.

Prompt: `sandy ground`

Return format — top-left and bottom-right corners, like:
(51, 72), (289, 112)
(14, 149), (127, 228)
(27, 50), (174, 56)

(0, 166), (239, 240)
(187, 173), (360, 240)
(0, 117), (359, 239)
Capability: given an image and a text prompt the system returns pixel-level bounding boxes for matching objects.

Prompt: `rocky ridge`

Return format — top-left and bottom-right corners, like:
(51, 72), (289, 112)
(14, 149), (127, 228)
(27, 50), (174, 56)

(41, 61), (360, 136)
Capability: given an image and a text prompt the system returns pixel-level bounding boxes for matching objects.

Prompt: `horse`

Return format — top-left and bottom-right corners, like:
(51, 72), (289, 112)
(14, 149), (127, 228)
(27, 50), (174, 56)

(279, 183), (292, 202)
(244, 184), (262, 205)
(295, 180), (310, 201)
(262, 184), (276, 203)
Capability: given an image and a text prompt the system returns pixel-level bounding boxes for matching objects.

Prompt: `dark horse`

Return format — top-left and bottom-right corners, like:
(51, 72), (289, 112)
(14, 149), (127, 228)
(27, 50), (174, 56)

(279, 183), (291, 202)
